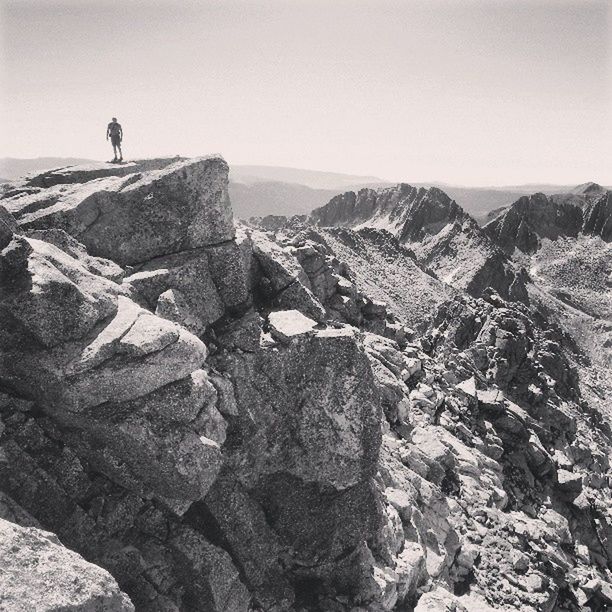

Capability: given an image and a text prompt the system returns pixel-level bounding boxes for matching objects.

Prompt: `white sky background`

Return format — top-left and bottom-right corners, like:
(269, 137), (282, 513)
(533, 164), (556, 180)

(1, 0), (610, 185)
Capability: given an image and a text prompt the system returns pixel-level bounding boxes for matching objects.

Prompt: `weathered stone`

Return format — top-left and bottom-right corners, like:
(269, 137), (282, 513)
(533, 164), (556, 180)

(275, 280), (326, 322)
(169, 525), (251, 612)
(395, 542), (427, 603)
(251, 230), (310, 291)
(0, 235), (123, 349)
(60, 400), (223, 505)
(8, 157), (234, 265)
(0, 492), (41, 528)
(268, 309), (317, 342)
(557, 469), (583, 499)
(414, 586), (467, 611)
(0, 516), (134, 611)
(0, 205), (17, 249)
(221, 327), (381, 490)
(125, 250), (225, 334)
(205, 239), (251, 309)
(155, 288), (203, 334)
(215, 310), (263, 352)
(3, 296), (208, 411)
(202, 470), (295, 609)
(25, 228), (124, 281)
(20, 157), (184, 188)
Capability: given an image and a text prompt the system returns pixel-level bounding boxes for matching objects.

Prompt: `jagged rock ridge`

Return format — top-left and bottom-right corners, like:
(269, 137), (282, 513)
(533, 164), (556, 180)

(310, 184), (530, 303)
(484, 186), (612, 255)
(0, 159), (610, 612)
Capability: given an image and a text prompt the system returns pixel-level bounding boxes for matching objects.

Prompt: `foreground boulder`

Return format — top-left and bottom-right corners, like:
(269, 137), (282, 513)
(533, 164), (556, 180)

(0, 516), (133, 611)
(0, 233), (221, 506)
(217, 325), (381, 490)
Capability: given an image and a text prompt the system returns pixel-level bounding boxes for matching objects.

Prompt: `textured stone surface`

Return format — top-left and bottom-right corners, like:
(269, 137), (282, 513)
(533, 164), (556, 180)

(0, 205), (16, 249)
(0, 517), (133, 611)
(4, 156), (234, 265)
(220, 326), (382, 490)
(267, 308), (317, 341)
(0, 235), (124, 349)
(2, 161), (611, 612)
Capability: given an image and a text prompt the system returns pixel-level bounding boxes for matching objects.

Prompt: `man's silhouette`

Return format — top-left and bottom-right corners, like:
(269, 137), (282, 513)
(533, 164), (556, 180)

(106, 117), (123, 162)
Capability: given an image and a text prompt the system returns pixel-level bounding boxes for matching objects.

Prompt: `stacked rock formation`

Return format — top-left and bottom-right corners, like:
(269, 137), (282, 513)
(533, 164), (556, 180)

(0, 158), (610, 612)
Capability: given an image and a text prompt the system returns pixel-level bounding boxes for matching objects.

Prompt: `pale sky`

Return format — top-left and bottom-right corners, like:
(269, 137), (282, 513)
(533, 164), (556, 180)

(1, 0), (611, 185)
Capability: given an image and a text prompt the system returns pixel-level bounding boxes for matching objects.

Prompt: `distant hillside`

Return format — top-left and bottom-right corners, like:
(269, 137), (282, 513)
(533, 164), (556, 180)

(0, 157), (96, 180)
(229, 165), (391, 218)
(230, 166), (610, 222)
(229, 181), (339, 218)
(231, 165), (387, 190)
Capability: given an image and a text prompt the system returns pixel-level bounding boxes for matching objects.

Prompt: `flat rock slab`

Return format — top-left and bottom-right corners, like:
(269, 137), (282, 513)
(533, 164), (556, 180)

(22, 157), (186, 188)
(268, 309), (317, 341)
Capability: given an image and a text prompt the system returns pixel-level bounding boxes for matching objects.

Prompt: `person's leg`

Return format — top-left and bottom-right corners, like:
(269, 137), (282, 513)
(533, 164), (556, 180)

(111, 142), (118, 161)
(117, 142), (123, 161)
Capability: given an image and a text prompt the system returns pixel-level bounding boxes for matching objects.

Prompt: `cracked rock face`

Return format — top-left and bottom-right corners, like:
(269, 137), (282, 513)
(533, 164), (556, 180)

(1, 159), (611, 612)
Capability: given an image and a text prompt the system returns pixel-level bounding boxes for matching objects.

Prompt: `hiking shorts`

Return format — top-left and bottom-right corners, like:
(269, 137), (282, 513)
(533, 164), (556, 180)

(111, 134), (121, 146)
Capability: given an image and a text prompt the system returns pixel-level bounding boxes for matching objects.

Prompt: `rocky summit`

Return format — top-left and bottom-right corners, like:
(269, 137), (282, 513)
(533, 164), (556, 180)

(0, 159), (611, 612)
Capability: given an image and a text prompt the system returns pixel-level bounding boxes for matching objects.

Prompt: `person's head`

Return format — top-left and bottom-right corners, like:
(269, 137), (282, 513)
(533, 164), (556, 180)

(112, 117), (117, 122)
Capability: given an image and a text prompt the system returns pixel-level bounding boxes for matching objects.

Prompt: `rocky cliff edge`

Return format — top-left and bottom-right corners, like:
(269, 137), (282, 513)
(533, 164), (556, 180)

(0, 158), (610, 611)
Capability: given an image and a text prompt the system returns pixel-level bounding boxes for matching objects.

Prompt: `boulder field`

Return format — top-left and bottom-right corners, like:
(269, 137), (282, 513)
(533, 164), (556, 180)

(0, 158), (610, 611)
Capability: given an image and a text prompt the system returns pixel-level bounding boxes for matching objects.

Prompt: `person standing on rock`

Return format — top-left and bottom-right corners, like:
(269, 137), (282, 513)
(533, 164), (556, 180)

(106, 117), (123, 163)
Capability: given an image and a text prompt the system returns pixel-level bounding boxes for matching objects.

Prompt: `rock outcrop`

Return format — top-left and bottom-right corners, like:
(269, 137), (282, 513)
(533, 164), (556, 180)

(3, 156), (234, 265)
(1, 159), (611, 612)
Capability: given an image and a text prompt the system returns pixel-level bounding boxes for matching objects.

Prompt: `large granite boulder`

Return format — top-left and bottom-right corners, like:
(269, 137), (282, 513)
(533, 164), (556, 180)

(0, 235), (124, 349)
(3, 156), (234, 265)
(218, 325), (382, 490)
(123, 231), (251, 335)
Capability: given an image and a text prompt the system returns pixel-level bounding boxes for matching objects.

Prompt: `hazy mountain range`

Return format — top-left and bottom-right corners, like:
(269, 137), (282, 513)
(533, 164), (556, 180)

(1, 157), (609, 224)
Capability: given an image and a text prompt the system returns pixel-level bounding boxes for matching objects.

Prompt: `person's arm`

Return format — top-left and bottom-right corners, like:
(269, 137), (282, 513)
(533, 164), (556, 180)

(106, 124), (110, 140)
(119, 125), (123, 140)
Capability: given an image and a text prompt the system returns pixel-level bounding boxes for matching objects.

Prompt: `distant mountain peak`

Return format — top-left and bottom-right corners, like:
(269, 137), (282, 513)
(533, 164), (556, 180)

(310, 183), (467, 236)
(309, 183), (528, 302)
(485, 187), (612, 254)
(571, 181), (607, 196)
